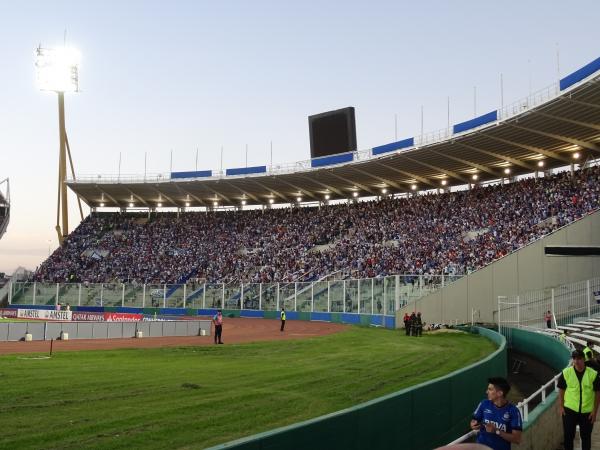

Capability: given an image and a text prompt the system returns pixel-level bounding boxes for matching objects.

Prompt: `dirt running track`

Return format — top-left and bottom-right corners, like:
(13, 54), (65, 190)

(0, 318), (349, 355)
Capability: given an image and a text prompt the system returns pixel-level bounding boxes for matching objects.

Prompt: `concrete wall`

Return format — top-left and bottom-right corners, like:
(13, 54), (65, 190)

(398, 210), (600, 325)
(519, 397), (562, 450)
(0, 320), (211, 341)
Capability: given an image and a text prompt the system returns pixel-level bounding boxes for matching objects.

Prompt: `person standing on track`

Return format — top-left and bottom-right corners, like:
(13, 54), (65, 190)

(280, 307), (286, 332)
(212, 309), (224, 344)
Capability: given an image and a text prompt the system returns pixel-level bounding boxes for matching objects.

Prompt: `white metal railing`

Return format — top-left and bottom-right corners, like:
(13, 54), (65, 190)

(67, 69), (600, 185)
(447, 430), (477, 445)
(9, 273), (463, 315)
(516, 372), (562, 422)
(496, 277), (600, 331)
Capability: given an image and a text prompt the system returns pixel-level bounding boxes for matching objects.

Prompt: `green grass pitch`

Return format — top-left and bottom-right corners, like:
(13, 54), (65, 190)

(0, 327), (495, 449)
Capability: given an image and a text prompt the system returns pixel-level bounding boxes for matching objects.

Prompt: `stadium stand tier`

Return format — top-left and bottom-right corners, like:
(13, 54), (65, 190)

(34, 166), (599, 284)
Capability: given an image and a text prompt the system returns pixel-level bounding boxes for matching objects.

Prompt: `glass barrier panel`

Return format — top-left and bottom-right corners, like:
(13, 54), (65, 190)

(329, 281), (344, 312)
(373, 278), (384, 315)
(278, 283), (296, 311)
(58, 283), (80, 308)
(260, 283), (278, 311)
(184, 282), (203, 309)
(146, 284), (165, 308)
(124, 284), (144, 308)
(11, 282), (34, 305)
(205, 283), (224, 309)
(37, 283), (59, 306)
(100, 283), (122, 307)
(312, 281), (329, 312)
(80, 283), (102, 307)
(165, 284), (185, 308)
(242, 284), (260, 310)
(296, 282), (312, 312)
(224, 284), (241, 310)
(345, 280), (358, 313)
(358, 279), (373, 314)
(384, 276), (396, 314)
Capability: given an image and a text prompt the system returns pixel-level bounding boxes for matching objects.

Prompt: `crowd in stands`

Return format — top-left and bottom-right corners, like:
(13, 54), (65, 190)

(33, 165), (600, 285)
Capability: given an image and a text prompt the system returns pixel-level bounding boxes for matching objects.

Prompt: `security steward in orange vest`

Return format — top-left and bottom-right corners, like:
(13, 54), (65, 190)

(558, 349), (600, 450)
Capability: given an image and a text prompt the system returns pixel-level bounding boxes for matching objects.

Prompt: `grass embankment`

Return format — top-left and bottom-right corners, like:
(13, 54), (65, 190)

(0, 327), (495, 449)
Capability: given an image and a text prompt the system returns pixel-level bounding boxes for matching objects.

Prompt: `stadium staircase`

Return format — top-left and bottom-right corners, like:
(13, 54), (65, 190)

(165, 269), (197, 299)
(0, 268), (29, 305)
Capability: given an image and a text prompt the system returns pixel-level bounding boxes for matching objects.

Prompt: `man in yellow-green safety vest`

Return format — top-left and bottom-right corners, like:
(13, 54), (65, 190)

(558, 349), (600, 450)
(584, 341), (595, 362)
(280, 307), (286, 332)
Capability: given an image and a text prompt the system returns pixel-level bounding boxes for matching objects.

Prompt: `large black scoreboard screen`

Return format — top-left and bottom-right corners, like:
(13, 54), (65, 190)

(308, 107), (357, 159)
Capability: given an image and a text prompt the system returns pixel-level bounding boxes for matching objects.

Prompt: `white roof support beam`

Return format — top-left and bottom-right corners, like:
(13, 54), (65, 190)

(172, 184), (206, 206)
(276, 178), (319, 201)
(563, 98), (600, 111)
(484, 132), (572, 164)
(371, 161), (436, 188)
(427, 149), (501, 178)
(347, 166), (403, 191)
(125, 188), (149, 207)
(454, 142), (537, 172)
(532, 111), (600, 133)
(205, 186), (231, 204)
(96, 188), (121, 208)
(151, 187), (178, 207)
(248, 179), (289, 203)
(297, 174), (345, 197)
(223, 181), (260, 202)
(507, 124), (600, 156)
(397, 155), (471, 184)
(327, 172), (376, 195)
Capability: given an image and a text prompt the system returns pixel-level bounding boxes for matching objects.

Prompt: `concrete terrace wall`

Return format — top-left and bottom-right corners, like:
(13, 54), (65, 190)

(398, 210), (600, 325)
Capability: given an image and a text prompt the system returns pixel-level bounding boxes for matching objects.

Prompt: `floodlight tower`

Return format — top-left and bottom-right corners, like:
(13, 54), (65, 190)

(35, 45), (83, 244)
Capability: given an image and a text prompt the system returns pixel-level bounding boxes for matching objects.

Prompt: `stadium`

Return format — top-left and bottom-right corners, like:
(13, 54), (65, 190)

(1, 35), (600, 450)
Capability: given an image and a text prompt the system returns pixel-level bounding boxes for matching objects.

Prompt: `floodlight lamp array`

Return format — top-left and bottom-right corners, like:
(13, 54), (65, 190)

(35, 46), (80, 92)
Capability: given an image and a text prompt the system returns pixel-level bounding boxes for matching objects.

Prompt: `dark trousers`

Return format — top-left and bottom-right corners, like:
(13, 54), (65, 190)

(280, 320), (285, 331)
(547, 320), (552, 328)
(404, 323), (410, 335)
(214, 325), (222, 343)
(563, 407), (593, 450)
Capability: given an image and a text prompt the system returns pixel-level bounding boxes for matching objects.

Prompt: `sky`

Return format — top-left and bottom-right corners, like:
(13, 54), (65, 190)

(1, 0), (600, 275)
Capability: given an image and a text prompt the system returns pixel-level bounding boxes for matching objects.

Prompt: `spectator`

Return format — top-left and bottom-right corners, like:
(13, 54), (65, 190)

(470, 377), (522, 449)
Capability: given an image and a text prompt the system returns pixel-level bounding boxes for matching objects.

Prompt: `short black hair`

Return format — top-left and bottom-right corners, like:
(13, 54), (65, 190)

(488, 377), (511, 396)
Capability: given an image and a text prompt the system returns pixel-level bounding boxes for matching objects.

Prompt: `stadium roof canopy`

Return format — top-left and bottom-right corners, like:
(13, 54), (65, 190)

(68, 57), (600, 209)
